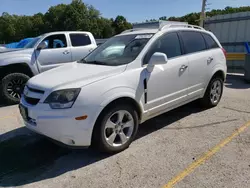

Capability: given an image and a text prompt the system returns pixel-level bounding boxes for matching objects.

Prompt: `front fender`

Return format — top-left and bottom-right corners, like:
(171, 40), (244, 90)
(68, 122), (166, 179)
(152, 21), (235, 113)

(100, 87), (145, 113)
(0, 55), (39, 75)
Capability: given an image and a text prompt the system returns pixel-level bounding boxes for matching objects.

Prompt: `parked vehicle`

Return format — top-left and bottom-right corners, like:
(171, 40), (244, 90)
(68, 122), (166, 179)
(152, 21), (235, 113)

(0, 31), (97, 104)
(19, 21), (227, 153)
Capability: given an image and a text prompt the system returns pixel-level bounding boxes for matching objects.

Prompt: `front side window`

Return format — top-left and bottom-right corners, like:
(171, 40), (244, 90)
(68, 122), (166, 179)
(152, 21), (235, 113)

(41, 34), (67, 49)
(70, 34), (91, 47)
(80, 34), (153, 66)
(202, 33), (219, 49)
(144, 32), (182, 64)
(180, 31), (206, 54)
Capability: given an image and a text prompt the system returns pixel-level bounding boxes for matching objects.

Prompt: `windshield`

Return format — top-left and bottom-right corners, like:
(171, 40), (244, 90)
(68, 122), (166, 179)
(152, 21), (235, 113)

(81, 33), (154, 66)
(24, 37), (41, 48)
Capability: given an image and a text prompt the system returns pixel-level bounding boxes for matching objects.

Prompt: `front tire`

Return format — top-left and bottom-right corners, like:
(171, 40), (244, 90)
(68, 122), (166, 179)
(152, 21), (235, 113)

(200, 77), (223, 108)
(92, 104), (139, 154)
(1, 73), (30, 105)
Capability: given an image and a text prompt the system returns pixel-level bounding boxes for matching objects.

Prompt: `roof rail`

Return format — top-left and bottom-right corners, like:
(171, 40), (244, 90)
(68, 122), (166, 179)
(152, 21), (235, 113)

(121, 20), (205, 34)
(161, 23), (205, 31)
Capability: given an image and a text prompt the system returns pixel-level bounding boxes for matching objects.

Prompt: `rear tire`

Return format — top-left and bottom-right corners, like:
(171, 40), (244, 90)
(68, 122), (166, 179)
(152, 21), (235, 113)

(200, 77), (223, 108)
(1, 73), (30, 105)
(92, 103), (139, 154)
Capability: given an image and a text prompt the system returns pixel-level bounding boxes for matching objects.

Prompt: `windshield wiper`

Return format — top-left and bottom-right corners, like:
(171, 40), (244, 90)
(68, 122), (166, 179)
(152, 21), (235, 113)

(84, 60), (107, 65)
(78, 58), (86, 63)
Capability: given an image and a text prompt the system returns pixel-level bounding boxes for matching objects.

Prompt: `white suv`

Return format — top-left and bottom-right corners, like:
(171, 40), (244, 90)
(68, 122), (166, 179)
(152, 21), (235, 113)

(19, 21), (227, 153)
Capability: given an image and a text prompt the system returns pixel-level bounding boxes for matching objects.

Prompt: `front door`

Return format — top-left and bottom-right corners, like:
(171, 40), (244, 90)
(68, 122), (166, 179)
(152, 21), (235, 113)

(143, 32), (189, 116)
(35, 34), (72, 73)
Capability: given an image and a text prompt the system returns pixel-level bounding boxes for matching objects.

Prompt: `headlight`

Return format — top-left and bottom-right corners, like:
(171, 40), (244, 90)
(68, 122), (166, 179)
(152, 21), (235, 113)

(44, 88), (81, 109)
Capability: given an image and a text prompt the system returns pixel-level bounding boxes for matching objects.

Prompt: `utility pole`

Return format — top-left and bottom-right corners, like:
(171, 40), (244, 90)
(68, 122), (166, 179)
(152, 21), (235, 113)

(199, 0), (207, 27)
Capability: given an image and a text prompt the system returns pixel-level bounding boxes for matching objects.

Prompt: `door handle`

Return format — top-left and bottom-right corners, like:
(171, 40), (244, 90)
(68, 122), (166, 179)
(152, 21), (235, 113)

(180, 65), (188, 72)
(89, 48), (93, 52)
(207, 57), (213, 64)
(63, 50), (70, 55)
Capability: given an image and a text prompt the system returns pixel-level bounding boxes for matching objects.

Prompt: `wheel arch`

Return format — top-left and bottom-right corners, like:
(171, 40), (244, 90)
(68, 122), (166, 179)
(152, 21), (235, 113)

(0, 63), (34, 80)
(91, 95), (143, 145)
(99, 96), (143, 121)
(202, 68), (226, 98)
(211, 69), (226, 82)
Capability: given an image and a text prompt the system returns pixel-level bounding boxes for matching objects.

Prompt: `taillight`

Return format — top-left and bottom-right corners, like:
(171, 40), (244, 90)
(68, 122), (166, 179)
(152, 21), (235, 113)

(222, 48), (227, 58)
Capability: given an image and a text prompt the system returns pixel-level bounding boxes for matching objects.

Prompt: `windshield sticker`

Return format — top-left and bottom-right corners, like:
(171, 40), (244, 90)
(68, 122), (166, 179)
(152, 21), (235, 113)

(135, 34), (153, 39)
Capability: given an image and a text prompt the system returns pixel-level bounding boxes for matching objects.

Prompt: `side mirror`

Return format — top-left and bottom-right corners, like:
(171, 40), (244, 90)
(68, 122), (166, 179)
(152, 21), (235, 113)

(147, 52), (168, 72)
(37, 41), (48, 50)
(148, 52), (168, 66)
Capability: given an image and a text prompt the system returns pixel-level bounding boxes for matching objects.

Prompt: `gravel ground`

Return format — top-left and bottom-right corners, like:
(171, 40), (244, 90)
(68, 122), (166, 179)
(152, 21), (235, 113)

(0, 74), (250, 188)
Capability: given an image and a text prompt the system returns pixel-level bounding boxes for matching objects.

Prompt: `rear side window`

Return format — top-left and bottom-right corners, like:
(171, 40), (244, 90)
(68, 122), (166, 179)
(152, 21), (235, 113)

(180, 31), (206, 54)
(144, 32), (182, 64)
(202, 33), (219, 49)
(70, 34), (91, 47)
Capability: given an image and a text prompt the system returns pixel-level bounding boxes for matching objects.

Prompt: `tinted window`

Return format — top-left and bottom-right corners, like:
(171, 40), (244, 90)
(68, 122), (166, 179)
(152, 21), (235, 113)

(41, 34), (67, 49)
(202, 33), (219, 49)
(70, 34), (91, 47)
(180, 31), (206, 54)
(144, 32), (182, 64)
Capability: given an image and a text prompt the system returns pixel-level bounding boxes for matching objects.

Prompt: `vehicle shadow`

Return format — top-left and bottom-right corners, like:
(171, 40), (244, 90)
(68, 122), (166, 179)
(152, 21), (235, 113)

(0, 100), (8, 108)
(225, 74), (250, 89)
(0, 102), (206, 187)
(0, 98), (14, 108)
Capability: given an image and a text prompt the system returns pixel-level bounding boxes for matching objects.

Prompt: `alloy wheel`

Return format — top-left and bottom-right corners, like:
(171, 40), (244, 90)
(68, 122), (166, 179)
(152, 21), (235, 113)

(104, 110), (135, 147)
(6, 78), (25, 99)
(210, 80), (222, 104)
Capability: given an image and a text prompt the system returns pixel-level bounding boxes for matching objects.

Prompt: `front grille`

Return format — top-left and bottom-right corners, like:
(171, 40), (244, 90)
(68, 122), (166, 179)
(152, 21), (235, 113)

(27, 86), (44, 94)
(24, 95), (40, 105)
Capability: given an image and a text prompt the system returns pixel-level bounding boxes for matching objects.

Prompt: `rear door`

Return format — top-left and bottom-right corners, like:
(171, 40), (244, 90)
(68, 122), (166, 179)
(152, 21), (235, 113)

(69, 33), (96, 61)
(179, 31), (213, 99)
(36, 34), (72, 73)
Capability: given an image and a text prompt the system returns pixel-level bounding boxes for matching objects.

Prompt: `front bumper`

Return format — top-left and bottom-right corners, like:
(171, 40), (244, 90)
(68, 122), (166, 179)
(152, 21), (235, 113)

(19, 97), (103, 147)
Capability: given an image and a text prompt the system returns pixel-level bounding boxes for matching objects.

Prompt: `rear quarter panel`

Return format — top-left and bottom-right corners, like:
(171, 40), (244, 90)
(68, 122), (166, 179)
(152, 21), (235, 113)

(203, 48), (227, 96)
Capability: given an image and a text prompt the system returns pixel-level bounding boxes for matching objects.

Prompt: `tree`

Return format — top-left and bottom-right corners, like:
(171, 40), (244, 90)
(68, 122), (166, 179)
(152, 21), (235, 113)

(0, 12), (17, 43)
(112, 15), (132, 35)
(0, 2), (250, 44)
(96, 18), (115, 38)
(31, 13), (45, 36)
(159, 16), (167, 21)
(44, 4), (68, 31)
(158, 6), (250, 26)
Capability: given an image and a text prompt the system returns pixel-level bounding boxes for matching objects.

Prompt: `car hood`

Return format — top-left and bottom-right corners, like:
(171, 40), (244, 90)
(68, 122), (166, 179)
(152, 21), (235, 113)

(0, 48), (34, 62)
(28, 62), (127, 91)
(0, 48), (27, 53)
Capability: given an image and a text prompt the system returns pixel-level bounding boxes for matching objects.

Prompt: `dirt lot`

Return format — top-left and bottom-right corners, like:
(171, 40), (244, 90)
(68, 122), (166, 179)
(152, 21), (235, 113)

(0, 74), (250, 188)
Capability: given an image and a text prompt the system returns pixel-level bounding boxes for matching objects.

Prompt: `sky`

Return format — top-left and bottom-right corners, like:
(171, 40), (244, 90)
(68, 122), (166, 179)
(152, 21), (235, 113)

(0, 0), (250, 23)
